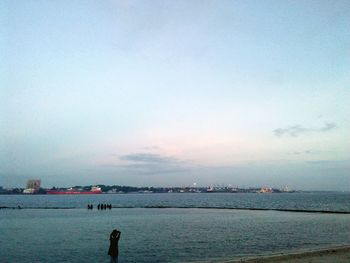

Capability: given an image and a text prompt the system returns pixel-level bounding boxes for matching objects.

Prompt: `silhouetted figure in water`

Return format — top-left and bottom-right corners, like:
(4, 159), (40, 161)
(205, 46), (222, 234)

(108, 204), (112, 210)
(108, 229), (121, 263)
(104, 204), (107, 210)
(97, 204), (100, 210)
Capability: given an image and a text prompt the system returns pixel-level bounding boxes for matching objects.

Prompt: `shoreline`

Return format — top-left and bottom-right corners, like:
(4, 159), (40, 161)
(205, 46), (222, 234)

(225, 245), (350, 262)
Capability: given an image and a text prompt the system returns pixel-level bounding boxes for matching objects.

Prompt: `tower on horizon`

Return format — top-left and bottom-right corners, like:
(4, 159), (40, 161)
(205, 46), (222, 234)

(23, 179), (41, 194)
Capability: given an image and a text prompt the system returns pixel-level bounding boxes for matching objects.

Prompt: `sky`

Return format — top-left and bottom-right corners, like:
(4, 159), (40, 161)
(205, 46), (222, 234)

(1, 0), (349, 190)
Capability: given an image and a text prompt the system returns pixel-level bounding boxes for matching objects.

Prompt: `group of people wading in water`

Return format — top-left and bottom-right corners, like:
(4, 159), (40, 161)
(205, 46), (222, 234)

(86, 203), (112, 210)
(98, 203), (112, 210)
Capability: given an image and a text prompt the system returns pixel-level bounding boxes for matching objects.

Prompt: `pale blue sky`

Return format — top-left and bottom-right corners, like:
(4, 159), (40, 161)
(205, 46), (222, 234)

(1, 0), (349, 190)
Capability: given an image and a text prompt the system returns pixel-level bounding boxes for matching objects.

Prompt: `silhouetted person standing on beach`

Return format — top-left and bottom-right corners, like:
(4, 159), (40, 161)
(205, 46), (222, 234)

(108, 229), (121, 263)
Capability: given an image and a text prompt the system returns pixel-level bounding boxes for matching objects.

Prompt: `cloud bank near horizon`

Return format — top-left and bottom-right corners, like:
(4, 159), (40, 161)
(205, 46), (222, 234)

(273, 122), (337, 137)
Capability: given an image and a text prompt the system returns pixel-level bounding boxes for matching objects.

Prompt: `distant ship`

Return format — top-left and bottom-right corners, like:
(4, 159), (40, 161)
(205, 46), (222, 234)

(46, 186), (102, 195)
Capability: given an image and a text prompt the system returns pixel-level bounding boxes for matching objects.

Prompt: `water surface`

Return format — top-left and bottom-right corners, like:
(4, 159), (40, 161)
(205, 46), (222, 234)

(1, 193), (349, 262)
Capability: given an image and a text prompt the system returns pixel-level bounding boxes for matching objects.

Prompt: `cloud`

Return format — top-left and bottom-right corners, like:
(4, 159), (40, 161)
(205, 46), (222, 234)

(291, 150), (313, 155)
(273, 125), (307, 137)
(273, 122), (337, 137)
(113, 153), (192, 175)
(120, 153), (177, 164)
(142, 146), (160, 151)
(305, 159), (350, 165)
(320, 122), (337, 131)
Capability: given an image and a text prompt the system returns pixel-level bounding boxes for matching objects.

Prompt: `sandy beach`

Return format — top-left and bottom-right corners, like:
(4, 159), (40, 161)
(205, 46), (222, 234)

(226, 245), (350, 263)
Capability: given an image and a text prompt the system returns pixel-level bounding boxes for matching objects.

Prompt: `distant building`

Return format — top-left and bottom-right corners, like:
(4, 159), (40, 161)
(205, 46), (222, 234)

(23, 179), (41, 194)
(282, 186), (291, 192)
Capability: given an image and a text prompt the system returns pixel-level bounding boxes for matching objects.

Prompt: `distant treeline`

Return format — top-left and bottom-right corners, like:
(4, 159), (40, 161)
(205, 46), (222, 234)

(0, 187), (47, 195)
(0, 185), (294, 194)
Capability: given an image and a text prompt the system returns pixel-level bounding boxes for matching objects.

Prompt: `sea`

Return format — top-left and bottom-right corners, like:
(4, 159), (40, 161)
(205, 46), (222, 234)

(1, 192), (350, 263)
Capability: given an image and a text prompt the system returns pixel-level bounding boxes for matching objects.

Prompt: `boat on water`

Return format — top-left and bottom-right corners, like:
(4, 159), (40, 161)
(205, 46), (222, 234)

(46, 186), (102, 195)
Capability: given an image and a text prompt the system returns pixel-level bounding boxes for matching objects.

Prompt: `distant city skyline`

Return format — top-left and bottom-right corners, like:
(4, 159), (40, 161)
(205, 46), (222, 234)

(1, 0), (349, 190)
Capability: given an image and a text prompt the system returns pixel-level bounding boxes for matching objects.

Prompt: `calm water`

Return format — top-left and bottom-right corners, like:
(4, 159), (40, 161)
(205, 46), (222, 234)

(1, 192), (350, 262)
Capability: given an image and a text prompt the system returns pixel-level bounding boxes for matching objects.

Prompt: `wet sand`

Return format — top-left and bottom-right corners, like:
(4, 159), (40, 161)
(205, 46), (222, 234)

(225, 245), (350, 263)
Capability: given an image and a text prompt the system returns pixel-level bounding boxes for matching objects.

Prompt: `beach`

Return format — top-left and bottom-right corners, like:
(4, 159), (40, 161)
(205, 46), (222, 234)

(227, 246), (350, 263)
